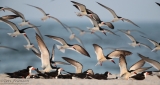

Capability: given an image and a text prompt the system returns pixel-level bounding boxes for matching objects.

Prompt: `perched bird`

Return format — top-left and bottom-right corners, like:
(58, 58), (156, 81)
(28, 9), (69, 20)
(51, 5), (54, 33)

(45, 35), (90, 57)
(96, 2), (140, 28)
(5, 66), (35, 78)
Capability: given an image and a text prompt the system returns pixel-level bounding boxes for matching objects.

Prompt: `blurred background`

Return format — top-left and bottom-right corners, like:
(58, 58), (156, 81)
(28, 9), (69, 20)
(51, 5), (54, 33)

(0, 0), (160, 74)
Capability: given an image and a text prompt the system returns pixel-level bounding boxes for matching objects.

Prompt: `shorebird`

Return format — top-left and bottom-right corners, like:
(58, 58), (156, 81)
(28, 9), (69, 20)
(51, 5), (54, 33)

(5, 66), (35, 78)
(0, 7), (29, 26)
(71, 1), (92, 17)
(86, 9), (114, 29)
(35, 33), (58, 72)
(122, 31), (151, 49)
(138, 53), (160, 71)
(93, 44), (116, 66)
(61, 57), (89, 79)
(26, 4), (50, 21)
(86, 15), (118, 36)
(96, 2), (140, 28)
(45, 35), (90, 57)
(66, 26), (102, 39)
(32, 44), (70, 66)
(119, 55), (151, 80)
(0, 18), (31, 37)
(63, 24), (85, 47)
(117, 29), (146, 35)
(141, 36), (160, 52)
(129, 72), (149, 80)
(0, 15), (19, 20)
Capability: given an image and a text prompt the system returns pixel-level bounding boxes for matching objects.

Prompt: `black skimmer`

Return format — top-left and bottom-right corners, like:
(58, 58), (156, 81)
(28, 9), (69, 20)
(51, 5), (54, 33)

(0, 15), (19, 20)
(43, 67), (64, 79)
(5, 66), (35, 78)
(93, 44), (132, 66)
(138, 53), (160, 71)
(0, 7), (29, 26)
(86, 15), (118, 36)
(141, 36), (160, 52)
(61, 57), (89, 79)
(93, 44), (116, 66)
(0, 18), (37, 37)
(66, 26), (102, 39)
(129, 72), (149, 80)
(117, 29), (146, 35)
(26, 4), (50, 21)
(121, 31), (151, 49)
(86, 8), (114, 29)
(96, 2), (140, 28)
(119, 55), (151, 80)
(71, 1), (92, 17)
(35, 33), (58, 72)
(45, 35), (90, 57)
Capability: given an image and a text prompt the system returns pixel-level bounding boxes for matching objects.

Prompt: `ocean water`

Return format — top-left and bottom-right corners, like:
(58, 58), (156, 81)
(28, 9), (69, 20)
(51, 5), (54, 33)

(0, 20), (160, 74)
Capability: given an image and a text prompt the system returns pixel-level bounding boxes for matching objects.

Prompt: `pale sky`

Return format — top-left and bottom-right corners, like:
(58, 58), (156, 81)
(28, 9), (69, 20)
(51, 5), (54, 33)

(0, 0), (160, 22)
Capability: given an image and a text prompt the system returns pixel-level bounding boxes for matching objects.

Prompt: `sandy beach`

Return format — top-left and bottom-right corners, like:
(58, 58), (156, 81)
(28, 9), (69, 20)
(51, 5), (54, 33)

(0, 75), (160, 85)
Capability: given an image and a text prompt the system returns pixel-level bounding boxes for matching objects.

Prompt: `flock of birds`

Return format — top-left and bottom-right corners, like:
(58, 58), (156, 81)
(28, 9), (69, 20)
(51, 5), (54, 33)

(0, 1), (160, 80)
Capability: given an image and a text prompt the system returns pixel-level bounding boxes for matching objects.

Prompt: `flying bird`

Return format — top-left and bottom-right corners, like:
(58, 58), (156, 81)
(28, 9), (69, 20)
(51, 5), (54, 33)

(96, 2), (140, 28)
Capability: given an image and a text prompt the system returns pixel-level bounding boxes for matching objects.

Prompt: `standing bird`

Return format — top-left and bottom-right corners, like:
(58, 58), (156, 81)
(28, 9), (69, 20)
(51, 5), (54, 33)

(5, 66), (35, 78)
(45, 35), (90, 57)
(96, 2), (140, 28)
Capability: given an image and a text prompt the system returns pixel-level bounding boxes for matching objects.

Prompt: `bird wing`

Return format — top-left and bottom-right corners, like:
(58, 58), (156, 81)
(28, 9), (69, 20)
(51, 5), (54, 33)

(28, 23), (43, 39)
(0, 18), (20, 32)
(123, 18), (140, 28)
(74, 36), (84, 47)
(52, 61), (71, 65)
(129, 59), (145, 71)
(107, 50), (132, 58)
(71, 1), (87, 13)
(1, 15), (19, 20)
(62, 57), (83, 73)
(97, 2), (118, 18)
(141, 36), (159, 47)
(93, 44), (105, 61)
(50, 44), (55, 61)
(124, 33), (136, 43)
(156, 2), (160, 6)
(70, 44), (90, 57)
(138, 53), (160, 70)
(119, 55), (128, 76)
(49, 16), (69, 32)
(36, 33), (50, 69)
(22, 33), (31, 45)
(0, 46), (18, 51)
(26, 4), (46, 16)
(139, 43), (152, 50)
(45, 35), (68, 45)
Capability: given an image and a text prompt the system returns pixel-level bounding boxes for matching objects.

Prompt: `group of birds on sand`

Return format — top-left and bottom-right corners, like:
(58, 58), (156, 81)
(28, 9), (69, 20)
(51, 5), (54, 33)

(0, 1), (160, 80)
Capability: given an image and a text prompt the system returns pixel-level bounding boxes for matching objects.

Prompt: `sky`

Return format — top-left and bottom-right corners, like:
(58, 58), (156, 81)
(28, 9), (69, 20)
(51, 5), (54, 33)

(0, 0), (160, 22)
